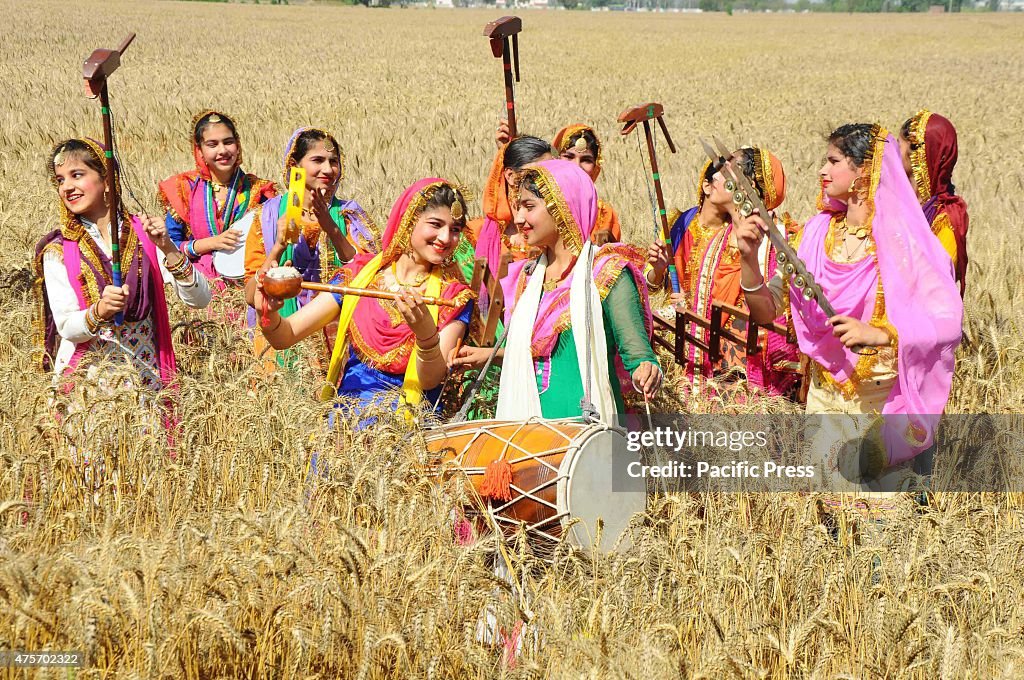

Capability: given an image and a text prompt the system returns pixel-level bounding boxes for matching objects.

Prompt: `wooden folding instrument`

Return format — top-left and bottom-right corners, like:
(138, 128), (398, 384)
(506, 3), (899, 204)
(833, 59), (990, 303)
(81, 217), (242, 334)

(618, 102), (679, 292)
(483, 16), (522, 139)
(699, 136), (836, 317)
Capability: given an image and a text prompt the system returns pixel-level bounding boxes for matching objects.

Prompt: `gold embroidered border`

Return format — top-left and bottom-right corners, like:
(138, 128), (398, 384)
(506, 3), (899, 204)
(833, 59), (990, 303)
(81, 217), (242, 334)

(753, 147), (777, 209)
(517, 168), (583, 256)
(907, 110), (932, 203)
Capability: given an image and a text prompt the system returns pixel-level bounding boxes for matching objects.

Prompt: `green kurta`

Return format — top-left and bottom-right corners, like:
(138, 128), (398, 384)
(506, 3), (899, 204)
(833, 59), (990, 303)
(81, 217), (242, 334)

(536, 273), (658, 418)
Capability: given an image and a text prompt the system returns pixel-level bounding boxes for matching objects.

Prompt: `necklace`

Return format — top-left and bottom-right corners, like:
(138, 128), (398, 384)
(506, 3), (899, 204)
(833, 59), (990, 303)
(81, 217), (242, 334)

(542, 264), (571, 292)
(390, 262), (429, 291)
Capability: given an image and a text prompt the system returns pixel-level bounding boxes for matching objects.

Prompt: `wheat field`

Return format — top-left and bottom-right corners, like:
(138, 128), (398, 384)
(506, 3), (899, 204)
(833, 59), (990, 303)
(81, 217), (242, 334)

(2, 1), (1024, 677)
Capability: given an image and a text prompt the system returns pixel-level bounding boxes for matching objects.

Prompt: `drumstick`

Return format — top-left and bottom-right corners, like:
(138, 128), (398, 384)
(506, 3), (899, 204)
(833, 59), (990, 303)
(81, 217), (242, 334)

(299, 281), (467, 308)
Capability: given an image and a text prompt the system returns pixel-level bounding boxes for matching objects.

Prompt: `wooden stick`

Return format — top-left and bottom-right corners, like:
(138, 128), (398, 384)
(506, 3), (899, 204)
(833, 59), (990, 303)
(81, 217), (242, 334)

(300, 281), (466, 308)
(484, 16), (523, 139)
(83, 33), (135, 325)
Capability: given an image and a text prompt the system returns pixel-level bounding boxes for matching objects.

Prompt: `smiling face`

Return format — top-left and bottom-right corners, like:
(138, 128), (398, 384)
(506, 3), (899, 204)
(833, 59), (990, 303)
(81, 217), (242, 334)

(53, 154), (106, 220)
(819, 143), (862, 202)
(197, 122), (239, 177)
(409, 206), (462, 266)
(513, 186), (559, 250)
(297, 140), (341, 193)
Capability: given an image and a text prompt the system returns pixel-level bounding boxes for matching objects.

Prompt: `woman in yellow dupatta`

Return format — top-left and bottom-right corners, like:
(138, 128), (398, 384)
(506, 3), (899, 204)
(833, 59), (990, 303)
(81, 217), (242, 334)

(249, 179), (473, 420)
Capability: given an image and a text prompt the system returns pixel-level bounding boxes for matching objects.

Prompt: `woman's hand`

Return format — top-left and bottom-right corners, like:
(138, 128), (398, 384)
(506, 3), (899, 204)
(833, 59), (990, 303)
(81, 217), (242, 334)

(310, 188), (336, 232)
(645, 240), (669, 286)
(829, 315), (890, 348)
(210, 228), (244, 253)
(395, 288), (437, 341)
(733, 209), (770, 263)
(141, 214), (175, 254)
(631, 361), (663, 400)
(247, 258), (291, 315)
(275, 213), (300, 246)
(496, 118), (512, 147)
(96, 284), (129, 320)
(451, 345), (498, 371)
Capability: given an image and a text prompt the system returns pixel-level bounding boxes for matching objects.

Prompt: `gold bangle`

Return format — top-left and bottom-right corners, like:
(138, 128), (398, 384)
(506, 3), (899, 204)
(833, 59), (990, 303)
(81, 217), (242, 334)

(85, 304), (102, 334)
(416, 332), (440, 350)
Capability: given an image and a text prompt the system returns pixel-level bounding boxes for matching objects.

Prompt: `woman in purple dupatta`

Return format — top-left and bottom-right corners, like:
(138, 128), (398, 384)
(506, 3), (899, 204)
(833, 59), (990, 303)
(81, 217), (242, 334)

(738, 124), (962, 486)
(238, 127), (378, 369)
(34, 138), (211, 394)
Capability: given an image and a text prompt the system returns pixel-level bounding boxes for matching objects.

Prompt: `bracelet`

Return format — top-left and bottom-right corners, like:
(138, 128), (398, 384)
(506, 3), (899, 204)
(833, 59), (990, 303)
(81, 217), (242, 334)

(165, 252), (194, 280)
(85, 303), (103, 334)
(740, 277), (766, 293)
(185, 240), (200, 261)
(416, 341), (444, 362)
(416, 332), (440, 349)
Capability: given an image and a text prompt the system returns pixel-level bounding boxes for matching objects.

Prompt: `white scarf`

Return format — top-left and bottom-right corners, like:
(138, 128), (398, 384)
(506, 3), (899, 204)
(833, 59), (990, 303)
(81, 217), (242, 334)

(496, 241), (616, 423)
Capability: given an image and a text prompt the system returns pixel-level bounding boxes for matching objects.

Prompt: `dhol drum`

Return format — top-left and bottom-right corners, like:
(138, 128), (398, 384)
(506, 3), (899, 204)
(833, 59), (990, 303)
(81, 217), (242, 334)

(423, 418), (646, 554)
(211, 214), (253, 282)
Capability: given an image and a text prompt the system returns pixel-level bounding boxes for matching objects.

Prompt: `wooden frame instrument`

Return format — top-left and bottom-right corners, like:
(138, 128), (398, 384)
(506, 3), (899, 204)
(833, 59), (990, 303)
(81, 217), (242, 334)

(618, 102), (679, 292)
(483, 16), (522, 139)
(83, 32), (135, 326)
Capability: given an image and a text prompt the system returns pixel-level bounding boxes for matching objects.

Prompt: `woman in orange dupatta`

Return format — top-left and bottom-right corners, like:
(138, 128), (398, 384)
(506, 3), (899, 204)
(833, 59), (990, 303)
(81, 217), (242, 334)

(656, 147), (801, 396)
(552, 124), (622, 243)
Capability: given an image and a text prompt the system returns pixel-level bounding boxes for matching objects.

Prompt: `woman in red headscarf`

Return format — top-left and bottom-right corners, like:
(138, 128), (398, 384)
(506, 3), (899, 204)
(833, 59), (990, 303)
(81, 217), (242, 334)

(249, 179), (473, 417)
(899, 110), (968, 297)
(157, 111), (276, 287)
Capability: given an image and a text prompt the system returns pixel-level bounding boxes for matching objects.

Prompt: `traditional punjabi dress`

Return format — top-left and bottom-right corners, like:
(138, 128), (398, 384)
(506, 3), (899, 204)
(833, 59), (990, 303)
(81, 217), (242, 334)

(240, 127), (378, 367)
(552, 124), (622, 243)
(35, 143), (211, 392)
(318, 178), (474, 416)
(157, 110), (276, 286)
(668, 150), (800, 396)
(905, 110), (969, 298)
(497, 160), (658, 422)
(761, 129), (962, 487)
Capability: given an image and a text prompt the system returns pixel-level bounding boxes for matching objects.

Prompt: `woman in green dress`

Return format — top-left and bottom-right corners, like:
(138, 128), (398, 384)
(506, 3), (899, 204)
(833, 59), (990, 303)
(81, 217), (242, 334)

(454, 159), (661, 421)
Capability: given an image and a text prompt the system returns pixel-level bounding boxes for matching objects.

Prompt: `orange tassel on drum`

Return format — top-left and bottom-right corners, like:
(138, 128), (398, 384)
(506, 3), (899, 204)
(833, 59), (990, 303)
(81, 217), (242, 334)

(480, 458), (514, 502)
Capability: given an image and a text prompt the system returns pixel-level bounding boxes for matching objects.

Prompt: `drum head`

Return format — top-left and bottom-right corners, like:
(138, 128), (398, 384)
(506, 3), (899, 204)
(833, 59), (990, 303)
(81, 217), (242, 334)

(560, 427), (646, 553)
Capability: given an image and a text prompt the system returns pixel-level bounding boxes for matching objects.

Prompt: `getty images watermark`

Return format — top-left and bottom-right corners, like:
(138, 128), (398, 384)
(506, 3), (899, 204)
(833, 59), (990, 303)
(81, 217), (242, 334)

(624, 426), (816, 482)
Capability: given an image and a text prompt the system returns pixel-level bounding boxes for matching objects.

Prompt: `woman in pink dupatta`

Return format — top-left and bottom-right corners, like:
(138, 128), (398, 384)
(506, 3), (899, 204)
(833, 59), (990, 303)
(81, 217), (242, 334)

(34, 138), (211, 394)
(454, 159), (662, 422)
(738, 124), (962, 489)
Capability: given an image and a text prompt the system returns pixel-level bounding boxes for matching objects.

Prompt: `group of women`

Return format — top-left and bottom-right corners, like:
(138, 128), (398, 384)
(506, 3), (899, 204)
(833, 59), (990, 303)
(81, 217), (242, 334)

(33, 105), (967, 482)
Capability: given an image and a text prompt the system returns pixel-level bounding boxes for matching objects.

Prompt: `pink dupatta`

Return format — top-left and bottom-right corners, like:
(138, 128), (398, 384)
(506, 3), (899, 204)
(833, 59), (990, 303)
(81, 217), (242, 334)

(793, 132), (962, 464)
